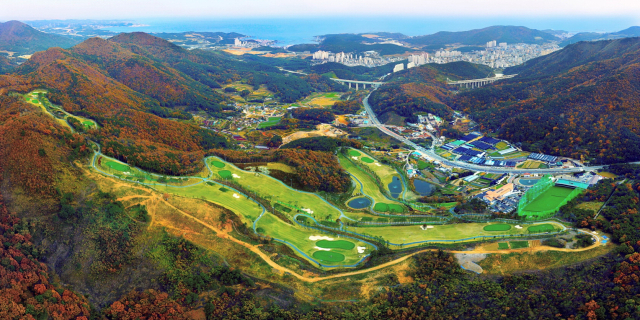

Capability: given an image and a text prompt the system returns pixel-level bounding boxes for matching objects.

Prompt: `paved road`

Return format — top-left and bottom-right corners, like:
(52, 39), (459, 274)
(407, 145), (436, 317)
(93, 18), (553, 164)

(362, 91), (633, 174)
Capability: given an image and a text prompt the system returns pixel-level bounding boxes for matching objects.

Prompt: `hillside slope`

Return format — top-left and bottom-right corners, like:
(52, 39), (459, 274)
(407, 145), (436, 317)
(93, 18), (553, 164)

(0, 20), (79, 55)
(454, 37), (640, 163)
(407, 26), (558, 47)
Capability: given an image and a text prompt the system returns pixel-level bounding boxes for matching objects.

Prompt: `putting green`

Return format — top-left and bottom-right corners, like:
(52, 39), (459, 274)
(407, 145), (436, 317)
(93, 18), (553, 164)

(212, 161), (226, 168)
(218, 170), (232, 179)
(316, 240), (355, 250)
(373, 203), (405, 213)
(349, 150), (361, 157)
(498, 242), (509, 249)
(361, 157), (374, 163)
(313, 251), (345, 262)
(483, 224), (512, 231)
(527, 224), (555, 233)
(106, 160), (130, 172)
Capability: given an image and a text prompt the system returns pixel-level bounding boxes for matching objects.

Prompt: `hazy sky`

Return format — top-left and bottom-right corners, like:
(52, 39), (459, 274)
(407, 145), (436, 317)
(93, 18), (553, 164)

(2, 0), (640, 21)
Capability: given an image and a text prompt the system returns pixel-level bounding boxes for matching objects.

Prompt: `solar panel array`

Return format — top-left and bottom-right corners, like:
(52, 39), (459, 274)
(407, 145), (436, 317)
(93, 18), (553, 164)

(469, 141), (493, 150)
(528, 153), (558, 162)
(460, 133), (481, 142)
(478, 136), (501, 145)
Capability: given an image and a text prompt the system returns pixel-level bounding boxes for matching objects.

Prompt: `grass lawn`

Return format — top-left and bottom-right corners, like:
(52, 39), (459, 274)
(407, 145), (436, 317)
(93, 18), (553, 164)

(527, 224), (556, 233)
(348, 150), (361, 157)
(209, 157), (344, 220)
(523, 186), (574, 212)
(316, 240), (355, 250)
(350, 148), (401, 190)
(257, 117), (282, 129)
(105, 160), (130, 172)
(313, 251), (345, 262)
(598, 172), (617, 179)
(417, 160), (433, 170)
(361, 157), (374, 163)
(256, 212), (371, 266)
(339, 154), (390, 204)
(218, 170), (232, 179)
(483, 224), (512, 231)
(373, 203), (405, 213)
(495, 142), (509, 150)
(509, 241), (529, 249)
(349, 221), (565, 247)
(211, 161), (226, 168)
(498, 242), (510, 249)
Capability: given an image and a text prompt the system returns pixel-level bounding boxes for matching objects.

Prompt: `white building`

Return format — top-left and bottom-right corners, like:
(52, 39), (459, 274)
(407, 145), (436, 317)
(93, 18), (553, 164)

(393, 63), (405, 73)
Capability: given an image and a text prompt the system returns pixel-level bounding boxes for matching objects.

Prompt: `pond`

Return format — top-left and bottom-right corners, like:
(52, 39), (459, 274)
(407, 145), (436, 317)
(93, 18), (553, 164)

(413, 179), (435, 196)
(348, 197), (371, 209)
(388, 176), (403, 198)
(519, 179), (540, 186)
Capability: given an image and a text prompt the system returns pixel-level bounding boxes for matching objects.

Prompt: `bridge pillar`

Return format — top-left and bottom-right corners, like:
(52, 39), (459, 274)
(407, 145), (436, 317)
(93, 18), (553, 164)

(348, 82), (351, 89)
(356, 83), (359, 91)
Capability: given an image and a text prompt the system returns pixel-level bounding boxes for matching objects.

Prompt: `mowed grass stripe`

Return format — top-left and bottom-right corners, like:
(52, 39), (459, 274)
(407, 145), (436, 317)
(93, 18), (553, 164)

(527, 224), (555, 233)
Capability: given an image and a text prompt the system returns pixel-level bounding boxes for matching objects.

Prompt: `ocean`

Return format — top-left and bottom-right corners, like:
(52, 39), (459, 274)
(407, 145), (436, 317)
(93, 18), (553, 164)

(105, 17), (638, 46)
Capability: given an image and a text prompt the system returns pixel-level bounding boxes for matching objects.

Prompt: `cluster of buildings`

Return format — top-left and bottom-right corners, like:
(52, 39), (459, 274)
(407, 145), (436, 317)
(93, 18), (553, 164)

(233, 38), (276, 48)
(475, 182), (522, 213)
(311, 50), (404, 67)
(429, 42), (560, 68)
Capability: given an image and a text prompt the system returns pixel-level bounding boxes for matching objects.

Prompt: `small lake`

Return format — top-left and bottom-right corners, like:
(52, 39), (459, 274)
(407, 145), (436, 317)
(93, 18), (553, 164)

(519, 179), (541, 186)
(348, 197), (371, 209)
(413, 179), (435, 196)
(388, 176), (403, 198)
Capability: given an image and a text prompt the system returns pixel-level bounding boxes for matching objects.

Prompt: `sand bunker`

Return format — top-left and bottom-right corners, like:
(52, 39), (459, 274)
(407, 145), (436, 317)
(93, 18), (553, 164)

(375, 163), (381, 166)
(309, 236), (334, 241)
(357, 246), (366, 253)
(515, 225), (523, 229)
(233, 193), (240, 199)
(420, 225), (435, 230)
(301, 208), (314, 214)
(352, 156), (359, 160)
(314, 246), (331, 251)
(232, 174), (241, 178)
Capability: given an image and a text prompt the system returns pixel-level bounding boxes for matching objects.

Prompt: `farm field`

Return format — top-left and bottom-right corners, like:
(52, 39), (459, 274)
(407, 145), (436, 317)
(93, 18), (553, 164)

(301, 92), (342, 107)
(518, 160), (548, 169)
(348, 221), (565, 247)
(208, 157), (344, 220)
(257, 117), (282, 129)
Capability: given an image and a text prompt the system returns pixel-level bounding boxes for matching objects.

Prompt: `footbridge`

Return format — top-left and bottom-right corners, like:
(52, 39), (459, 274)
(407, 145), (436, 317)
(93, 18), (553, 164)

(448, 74), (517, 88)
(278, 67), (384, 90)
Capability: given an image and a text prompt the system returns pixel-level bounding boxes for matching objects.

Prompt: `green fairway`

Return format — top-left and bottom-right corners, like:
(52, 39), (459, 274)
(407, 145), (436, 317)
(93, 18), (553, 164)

(348, 150), (361, 157)
(373, 203), (405, 213)
(349, 149), (403, 195)
(350, 221), (565, 247)
(509, 241), (529, 249)
(313, 251), (345, 262)
(316, 240), (355, 250)
(498, 242), (509, 249)
(211, 161), (226, 168)
(339, 154), (390, 205)
(82, 120), (95, 128)
(523, 186), (574, 212)
(527, 224), (556, 233)
(209, 157), (344, 220)
(257, 117), (282, 129)
(106, 160), (130, 172)
(361, 157), (374, 163)
(483, 224), (512, 231)
(218, 170), (232, 179)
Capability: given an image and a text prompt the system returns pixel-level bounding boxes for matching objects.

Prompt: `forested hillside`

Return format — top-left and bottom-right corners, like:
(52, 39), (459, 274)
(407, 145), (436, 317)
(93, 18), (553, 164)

(0, 20), (79, 55)
(455, 37), (640, 163)
(369, 62), (492, 124)
(406, 25), (558, 47)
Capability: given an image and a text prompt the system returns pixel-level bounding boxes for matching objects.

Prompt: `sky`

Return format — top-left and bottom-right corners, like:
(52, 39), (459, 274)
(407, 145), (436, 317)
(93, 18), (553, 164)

(2, 0), (640, 32)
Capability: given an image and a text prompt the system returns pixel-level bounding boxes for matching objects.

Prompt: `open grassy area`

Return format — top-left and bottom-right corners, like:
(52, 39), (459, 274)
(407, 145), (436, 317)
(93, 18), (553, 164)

(509, 241), (529, 249)
(256, 212), (372, 266)
(576, 201), (605, 213)
(523, 186), (575, 212)
(209, 157), (344, 220)
(483, 224), (511, 231)
(495, 141), (509, 150)
(518, 160), (547, 169)
(527, 224), (556, 233)
(348, 221), (565, 247)
(598, 172), (617, 179)
(339, 154), (391, 205)
(498, 242), (510, 249)
(301, 92), (342, 108)
(257, 117), (282, 129)
(373, 203), (405, 213)
(105, 160), (130, 172)
(316, 240), (355, 250)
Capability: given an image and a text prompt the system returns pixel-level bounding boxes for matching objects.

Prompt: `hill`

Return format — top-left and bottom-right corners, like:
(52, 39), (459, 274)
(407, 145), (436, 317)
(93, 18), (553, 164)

(369, 61), (492, 125)
(407, 26), (559, 47)
(0, 20), (79, 55)
(289, 33), (413, 55)
(560, 26), (640, 47)
(454, 37), (640, 164)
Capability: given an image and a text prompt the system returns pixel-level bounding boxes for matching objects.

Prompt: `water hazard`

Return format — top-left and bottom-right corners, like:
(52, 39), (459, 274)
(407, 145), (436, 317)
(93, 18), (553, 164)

(413, 179), (435, 196)
(348, 197), (371, 209)
(388, 176), (403, 198)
